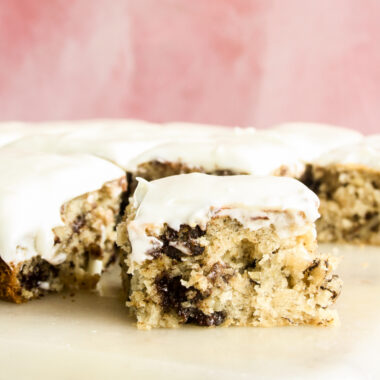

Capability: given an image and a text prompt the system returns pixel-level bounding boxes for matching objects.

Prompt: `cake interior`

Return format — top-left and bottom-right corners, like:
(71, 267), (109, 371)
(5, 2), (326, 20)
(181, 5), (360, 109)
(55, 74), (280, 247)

(118, 211), (342, 330)
(0, 177), (126, 303)
(302, 164), (380, 245)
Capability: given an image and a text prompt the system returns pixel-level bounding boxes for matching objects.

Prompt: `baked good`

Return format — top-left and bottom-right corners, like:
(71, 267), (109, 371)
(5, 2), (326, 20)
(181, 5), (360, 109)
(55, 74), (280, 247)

(128, 134), (304, 181)
(117, 173), (341, 329)
(0, 150), (126, 303)
(302, 137), (380, 244)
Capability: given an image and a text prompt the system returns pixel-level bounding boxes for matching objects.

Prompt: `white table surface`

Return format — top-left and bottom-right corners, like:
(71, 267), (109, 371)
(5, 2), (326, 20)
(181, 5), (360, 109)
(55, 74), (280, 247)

(0, 244), (379, 380)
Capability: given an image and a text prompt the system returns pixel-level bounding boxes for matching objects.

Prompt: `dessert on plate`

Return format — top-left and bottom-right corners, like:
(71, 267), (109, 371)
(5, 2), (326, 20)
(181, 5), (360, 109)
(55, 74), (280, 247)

(117, 173), (342, 329)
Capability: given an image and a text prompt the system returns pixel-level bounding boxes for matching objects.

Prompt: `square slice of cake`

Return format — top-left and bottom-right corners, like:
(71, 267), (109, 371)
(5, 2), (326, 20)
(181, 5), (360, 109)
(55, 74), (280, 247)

(302, 137), (380, 244)
(0, 150), (126, 303)
(117, 173), (341, 329)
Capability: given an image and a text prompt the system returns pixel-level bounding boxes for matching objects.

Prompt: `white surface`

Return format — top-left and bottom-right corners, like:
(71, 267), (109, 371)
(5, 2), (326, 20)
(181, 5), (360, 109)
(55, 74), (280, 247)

(0, 244), (379, 379)
(128, 174), (319, 264)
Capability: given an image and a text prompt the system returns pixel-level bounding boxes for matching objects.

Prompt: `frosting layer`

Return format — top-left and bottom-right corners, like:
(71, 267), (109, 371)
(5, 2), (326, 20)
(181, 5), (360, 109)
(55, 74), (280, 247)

(315, 137), (380, 170)
(3, 120), (255, 170)
(0, 150), (124, 265)
(127, 173), (320, 263)
(129, 134), (304, 177)
(263, 122), (363, 162)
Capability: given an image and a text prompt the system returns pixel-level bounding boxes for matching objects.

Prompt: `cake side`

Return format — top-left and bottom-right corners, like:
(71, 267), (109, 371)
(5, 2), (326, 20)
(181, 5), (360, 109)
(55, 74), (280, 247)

(302, 139), (380, 244)
(302, 163), (380, 244)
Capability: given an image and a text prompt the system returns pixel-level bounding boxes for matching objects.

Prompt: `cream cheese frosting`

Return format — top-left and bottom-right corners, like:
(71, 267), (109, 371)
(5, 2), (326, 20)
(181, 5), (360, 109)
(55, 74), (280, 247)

(0, 120), (83, 147)
(263, 122), (363, 162)
(0, 150), (124, 265)
(126, 173), (320, 264)
(3, 120), (255, 170)
(129, 134), (304, 177)
(315, 136), (380, 170)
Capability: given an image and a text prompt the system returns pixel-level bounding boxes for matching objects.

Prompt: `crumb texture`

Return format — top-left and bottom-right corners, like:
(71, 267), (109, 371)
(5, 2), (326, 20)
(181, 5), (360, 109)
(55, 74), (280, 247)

(119, 212), (341, 329)
(303, 164), (380, 244)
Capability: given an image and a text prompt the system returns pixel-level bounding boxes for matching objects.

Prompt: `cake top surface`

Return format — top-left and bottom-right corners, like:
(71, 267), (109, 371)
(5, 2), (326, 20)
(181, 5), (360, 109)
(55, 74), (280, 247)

(126, 173), (320, 263)
(129, 134), (304, 177)
(0, 120), (82, 147)
(0, 150), (124, 265)
(315, 136), (380, 170)
(263, 122), (363, 162)
(3, 120), (255, 170)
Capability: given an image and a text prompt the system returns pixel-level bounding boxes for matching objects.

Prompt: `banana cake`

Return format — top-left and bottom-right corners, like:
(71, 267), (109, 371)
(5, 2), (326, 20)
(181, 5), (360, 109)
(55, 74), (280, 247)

(117, 173), (342, 329)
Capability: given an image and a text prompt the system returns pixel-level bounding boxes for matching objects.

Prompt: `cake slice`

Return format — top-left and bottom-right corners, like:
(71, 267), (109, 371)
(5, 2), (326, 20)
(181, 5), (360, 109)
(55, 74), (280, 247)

(302, 136), (380, 244)
(117, 173), (341, 329)
(0, 150), (126, 303)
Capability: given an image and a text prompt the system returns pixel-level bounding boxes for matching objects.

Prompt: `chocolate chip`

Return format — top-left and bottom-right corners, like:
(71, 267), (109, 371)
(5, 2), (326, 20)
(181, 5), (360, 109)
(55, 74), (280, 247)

(87, 243), (103, 259)
(147, 248), (162, 259)
(155, 274), (225, 326)
(164, 227), (179, 241)
(245, 259), (257, 270)
(72, 215), (85, 233)
(18, 259), (59, 291)
(163, 245), (184, 261)
(117, 173), (132, 223)
(155, 275), (187, 311)
(180, 308), (226, 326)
(186, 242), (204, 256)
(300, 165), (321, 194)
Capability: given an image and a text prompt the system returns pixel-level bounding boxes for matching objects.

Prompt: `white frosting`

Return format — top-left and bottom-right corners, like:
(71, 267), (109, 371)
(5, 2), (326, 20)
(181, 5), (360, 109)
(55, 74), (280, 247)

(263, 122), (363, 162)
(127, 173), (320, 264)
(3, 120), (255, 170)
(129, 134), (304, 177)
(0, 150), (124, 265)
(0, 121), (82, 147)
(315, 137), (380, 170)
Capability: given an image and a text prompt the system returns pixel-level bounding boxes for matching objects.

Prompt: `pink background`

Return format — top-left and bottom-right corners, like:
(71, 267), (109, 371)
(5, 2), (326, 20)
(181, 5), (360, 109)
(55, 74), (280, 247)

(0, 1), (379, 133)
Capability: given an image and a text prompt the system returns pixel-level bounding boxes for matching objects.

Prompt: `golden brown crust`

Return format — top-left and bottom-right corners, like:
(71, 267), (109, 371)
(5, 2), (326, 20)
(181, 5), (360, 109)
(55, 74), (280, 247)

(0, 258), (24, 303)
